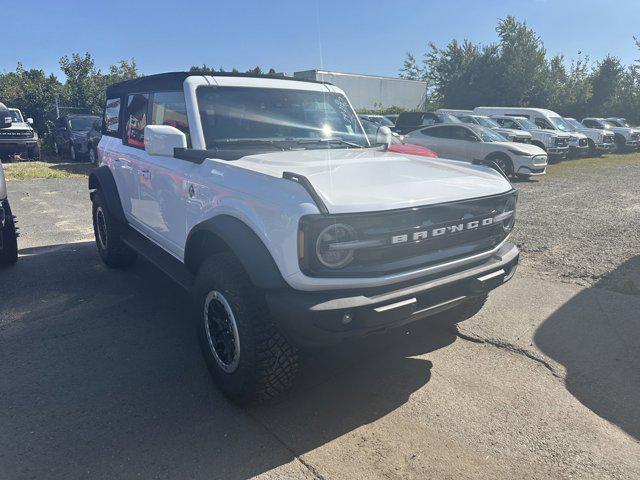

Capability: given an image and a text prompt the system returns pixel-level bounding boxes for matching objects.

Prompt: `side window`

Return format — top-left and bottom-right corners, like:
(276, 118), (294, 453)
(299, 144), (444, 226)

(437, 126), (458, 139)
(450, 126), (475, 141)
(420, 114), (436, 126)
(151, 91), (190, 145)
(421, 127), (439, 137)
(104, 98), (121, 137)
(535, 117), (553, 129)
(500, 118), (516, 129)
(583, 120), (595, 128)
(125, 93), (149, 148)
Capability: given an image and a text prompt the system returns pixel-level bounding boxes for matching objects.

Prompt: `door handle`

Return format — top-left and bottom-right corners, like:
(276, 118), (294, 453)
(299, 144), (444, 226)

(140, 169), (151, 180)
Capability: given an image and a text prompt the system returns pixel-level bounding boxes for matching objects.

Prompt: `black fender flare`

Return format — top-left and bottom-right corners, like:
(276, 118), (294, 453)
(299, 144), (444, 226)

(185, 215), (287, 289)
(88, 166), (126, 223)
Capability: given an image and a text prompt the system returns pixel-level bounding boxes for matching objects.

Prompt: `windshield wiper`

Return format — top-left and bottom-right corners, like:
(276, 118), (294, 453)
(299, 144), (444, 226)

(209, 139), (291, 151)
(296, 138), (363, 149)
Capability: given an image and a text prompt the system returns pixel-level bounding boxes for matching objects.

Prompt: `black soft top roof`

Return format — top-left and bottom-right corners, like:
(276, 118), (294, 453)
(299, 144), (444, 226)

(106, 71), (331, 98)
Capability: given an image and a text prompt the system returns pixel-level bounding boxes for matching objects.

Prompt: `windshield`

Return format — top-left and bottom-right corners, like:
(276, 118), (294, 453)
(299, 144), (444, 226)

(564, 118), (583, 130)
(474, 116), (500, 128)
(610, 118), (629, 127)
(9, 110), (24, 123)
(514, 118), (539, 130)
(548, 116), (572, 132)
(368, 116), (394, 127)
(436, 113), (462, 124)
(598, 120), (616, 129)
(196, 86), (368, 149)
(69, 116), (99, 131)
(472, 125), (506, 142)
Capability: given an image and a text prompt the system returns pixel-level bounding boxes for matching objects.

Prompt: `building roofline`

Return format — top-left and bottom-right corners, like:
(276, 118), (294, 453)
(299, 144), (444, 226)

(294, 69), (427, 84)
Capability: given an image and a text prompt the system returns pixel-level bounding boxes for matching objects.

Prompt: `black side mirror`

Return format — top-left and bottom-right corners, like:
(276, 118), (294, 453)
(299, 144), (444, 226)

(1, 114), (11, 129)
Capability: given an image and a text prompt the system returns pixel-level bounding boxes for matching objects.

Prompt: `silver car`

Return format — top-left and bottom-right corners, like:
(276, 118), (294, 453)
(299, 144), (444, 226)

(404, 123), (548, 178)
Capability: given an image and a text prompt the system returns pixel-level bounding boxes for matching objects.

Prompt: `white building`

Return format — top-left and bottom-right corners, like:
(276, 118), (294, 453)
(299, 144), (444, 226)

(292, 70), (427, 111)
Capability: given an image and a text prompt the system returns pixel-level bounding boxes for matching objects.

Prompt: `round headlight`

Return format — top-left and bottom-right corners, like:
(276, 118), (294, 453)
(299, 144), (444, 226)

(502, 196), (517, 232)
(315, 223), (356, 269)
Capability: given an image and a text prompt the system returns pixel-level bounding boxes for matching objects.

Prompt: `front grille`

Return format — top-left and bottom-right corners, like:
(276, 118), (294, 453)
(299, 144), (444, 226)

(0, 130), (34, 139)
(603, 135), (615, 144)
(579, 138), (588, 147)
(300, 191), (517, 277)
(513, 137), (530, 144)
(632, 132), (640, 140)
(554, 137), (569, 147)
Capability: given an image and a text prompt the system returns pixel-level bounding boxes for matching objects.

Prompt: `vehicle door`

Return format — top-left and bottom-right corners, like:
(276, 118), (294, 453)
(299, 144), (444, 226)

(445, 125), (477, 160)
(131, 91), (194, 258)
(413, 126), (448, 156)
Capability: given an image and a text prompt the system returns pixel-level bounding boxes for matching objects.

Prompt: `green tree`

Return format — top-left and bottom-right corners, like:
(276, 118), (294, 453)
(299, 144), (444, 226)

(494, 16), (550, 106)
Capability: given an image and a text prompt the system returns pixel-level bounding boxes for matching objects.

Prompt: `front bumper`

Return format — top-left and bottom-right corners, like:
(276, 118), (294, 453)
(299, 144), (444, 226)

(0, 140), (38, 153)
(266, 242), (519, 346)
(596, 142), (616, 152)
(547, 146), (569, 158)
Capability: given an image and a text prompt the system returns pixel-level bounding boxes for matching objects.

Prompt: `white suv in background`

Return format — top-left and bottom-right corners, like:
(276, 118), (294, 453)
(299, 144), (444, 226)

(404, 123), (547, 178)
(479, 114), (570, 161)
(564, 117), (616, 155)
(582, 118), (640, 152)
(89, 72), (520, 404)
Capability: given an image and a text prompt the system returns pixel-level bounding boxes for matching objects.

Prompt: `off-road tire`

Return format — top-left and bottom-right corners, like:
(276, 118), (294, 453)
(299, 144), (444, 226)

(91, 191), (137, 268)
(194, 254), (298, 405)
(69, 143), (77, 161)
(614, 134), (626, 153)
(0, 202), (18, 266)
(587, 139), (598, 157)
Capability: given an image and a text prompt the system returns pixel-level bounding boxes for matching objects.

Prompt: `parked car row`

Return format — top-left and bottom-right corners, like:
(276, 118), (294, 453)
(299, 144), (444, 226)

(372, 105), (640, 180)
(0, 109), (102, 164)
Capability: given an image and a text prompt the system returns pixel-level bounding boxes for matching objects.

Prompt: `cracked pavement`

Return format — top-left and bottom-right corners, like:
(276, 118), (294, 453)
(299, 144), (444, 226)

(1, 164), (639, 479)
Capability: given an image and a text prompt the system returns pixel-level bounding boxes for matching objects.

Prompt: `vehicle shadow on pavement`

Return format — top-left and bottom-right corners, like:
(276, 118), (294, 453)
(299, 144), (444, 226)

(0, 242), (454, 480)
(534, 255), (640, 441)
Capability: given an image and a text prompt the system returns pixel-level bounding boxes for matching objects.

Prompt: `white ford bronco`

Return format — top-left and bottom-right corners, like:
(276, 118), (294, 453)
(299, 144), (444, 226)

(89, 72), (519, 404)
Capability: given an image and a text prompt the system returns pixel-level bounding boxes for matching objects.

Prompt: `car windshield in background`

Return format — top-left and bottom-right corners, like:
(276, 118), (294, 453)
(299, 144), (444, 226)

(196, 87), (368, 149)
(472, 125), (506, 142)
(475, 116), (500, 128)
(69, 116), (98, 131)
(612, 118), (630, 127)
(9, 110), (23, 122)
(516, 118), (539, 130)
(437, 113), (462, 124)
(599, 120), (617, 129)
(549, 116), (572, 131)
(370, 116), (394, 127)
(564, 118), (583, 130)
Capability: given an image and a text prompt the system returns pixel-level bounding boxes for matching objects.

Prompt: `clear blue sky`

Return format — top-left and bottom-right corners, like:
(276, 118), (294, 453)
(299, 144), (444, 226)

(3, 0), (639, 79)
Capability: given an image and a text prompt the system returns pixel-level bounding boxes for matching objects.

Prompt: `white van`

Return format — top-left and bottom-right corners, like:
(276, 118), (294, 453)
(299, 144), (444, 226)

(474, 107), (579, 159)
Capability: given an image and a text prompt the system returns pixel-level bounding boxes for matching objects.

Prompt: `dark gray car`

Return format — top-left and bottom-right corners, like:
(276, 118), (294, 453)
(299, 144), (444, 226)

(53, 114), (101, 161)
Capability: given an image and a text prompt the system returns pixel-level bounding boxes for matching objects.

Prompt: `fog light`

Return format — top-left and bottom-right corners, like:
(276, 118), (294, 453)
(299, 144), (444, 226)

(342, 312), (353, 325)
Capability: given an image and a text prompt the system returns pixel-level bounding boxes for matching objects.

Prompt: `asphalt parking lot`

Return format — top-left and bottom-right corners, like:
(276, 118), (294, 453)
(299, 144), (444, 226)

(1, 158), (639, 479)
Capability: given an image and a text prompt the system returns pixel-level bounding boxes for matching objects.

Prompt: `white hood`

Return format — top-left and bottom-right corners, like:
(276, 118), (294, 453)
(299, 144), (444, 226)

(229, 148), (512, 214)
(495, 141), (546, 155)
